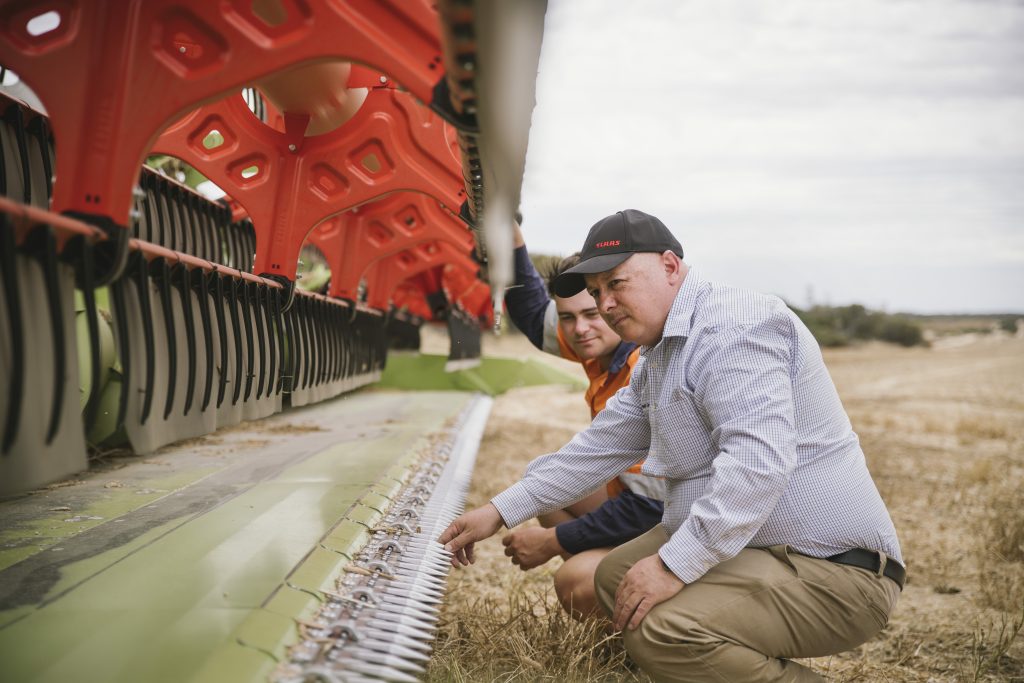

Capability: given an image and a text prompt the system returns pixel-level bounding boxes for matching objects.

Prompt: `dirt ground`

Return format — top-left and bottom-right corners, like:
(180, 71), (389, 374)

(427, 328), (1024, 682)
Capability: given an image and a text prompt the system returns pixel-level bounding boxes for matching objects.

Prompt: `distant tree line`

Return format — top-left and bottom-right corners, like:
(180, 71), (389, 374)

(788, 303), (925, 348)
(528, 253), (927, 348)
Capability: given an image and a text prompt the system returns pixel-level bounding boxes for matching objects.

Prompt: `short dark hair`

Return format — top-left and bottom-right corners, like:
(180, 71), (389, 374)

(541, 253), (582, 298)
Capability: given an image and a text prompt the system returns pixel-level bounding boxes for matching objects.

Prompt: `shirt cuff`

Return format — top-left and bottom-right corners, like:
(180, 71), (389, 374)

(490, 482), (540, 529)
(554, 519), (589, 555)
(658, 524), (723, 584)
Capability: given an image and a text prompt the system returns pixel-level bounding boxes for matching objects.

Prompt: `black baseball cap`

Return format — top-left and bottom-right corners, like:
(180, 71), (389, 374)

(552, 209), (683, 298)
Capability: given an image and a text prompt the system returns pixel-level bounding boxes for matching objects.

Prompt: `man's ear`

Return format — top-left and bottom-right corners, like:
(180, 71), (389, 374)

(662, 250), (683, 284)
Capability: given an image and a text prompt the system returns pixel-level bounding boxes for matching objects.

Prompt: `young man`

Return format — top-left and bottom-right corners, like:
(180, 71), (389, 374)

(501, 223), (663, 618)
(441, 210), (904, 682)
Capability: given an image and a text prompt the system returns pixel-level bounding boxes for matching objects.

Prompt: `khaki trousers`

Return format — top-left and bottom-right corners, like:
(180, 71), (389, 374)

(594, 527), (900, 682)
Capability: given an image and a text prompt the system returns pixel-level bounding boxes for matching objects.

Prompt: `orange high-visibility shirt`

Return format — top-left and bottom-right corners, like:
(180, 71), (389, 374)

(556, 327), (647, 498)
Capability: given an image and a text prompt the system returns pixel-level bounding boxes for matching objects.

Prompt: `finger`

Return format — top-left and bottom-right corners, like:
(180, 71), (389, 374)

(438, 522), (461, 547)
(612, 594), (626, 631)
(501, 534), (512, 547)
(615, 598), (639, 633)
(466, 541), (476, 564)
(457, 540), (475, 566)
(503, 546), (514, 557)
(613, 584), (639, 632)
(447, 529), (475, 556)
(442, 528), (463, 553)
(628, 597), (652, 630)
(612, 581), (633, 629)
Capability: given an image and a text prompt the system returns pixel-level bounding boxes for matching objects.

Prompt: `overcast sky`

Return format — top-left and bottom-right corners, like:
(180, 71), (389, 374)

(518, 0), (1024, 314)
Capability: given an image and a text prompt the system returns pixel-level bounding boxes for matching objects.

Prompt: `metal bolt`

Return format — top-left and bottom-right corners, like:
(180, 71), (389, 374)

(178, 46), (186, 54)
(288, 143), (297, 152)
(379, 75), (388, 84)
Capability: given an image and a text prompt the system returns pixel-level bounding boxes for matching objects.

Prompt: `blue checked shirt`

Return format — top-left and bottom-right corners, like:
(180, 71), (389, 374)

(492, 268), (902, 584)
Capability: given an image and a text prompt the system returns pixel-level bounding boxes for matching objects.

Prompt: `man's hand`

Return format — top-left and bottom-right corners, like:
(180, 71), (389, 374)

(437, 503), (505, 568)
(501, 526), (566, 570)
(612, 554), (685, 631)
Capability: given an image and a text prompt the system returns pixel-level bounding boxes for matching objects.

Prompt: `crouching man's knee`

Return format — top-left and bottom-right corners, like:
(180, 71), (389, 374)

(592, 551), (621, 617)
(593, 527), (670, 618)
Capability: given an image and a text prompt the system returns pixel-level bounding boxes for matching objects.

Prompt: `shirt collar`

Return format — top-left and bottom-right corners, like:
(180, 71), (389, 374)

(659, 266), (703, 342)
(608, 340), (637, 375)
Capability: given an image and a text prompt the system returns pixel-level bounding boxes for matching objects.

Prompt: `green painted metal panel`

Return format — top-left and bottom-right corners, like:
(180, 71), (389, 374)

(0, 390), (473, 683)
(377, 353), (585, 395)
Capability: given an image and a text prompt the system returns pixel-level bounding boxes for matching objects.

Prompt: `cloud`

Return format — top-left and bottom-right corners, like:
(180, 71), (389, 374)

(519, 0), (1024, 312)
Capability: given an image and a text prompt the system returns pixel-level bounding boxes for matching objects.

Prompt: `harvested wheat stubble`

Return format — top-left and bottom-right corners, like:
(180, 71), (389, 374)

(428, 335), (1024, 682)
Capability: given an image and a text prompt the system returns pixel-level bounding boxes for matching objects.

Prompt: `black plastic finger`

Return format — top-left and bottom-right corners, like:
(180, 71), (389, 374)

(298, 296), (312, 390)
(283, 296), (297, 394)
(173, 264), (196, 416)
(228, 278), (243, 406)
(27, 116), (53, 202)
(264, 285), (277, 399)
(211, 273), (229, 408)
(129, 252), (155, 425)
(3, 104), (31, 205)
(152, 259), (177, 419)
(65, 235), (101, 431)
(192, 268), (214, 412)
(272, 287), (285, 395)
(23, 226), (64, 443)
(0, 216), (24, 453)
(110, 273), (132, 433)
(251, 282), (266, 400)
(241, 279), (255, 401)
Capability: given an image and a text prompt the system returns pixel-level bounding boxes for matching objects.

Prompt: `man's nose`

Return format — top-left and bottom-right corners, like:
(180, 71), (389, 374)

(597, 293), (615, 314)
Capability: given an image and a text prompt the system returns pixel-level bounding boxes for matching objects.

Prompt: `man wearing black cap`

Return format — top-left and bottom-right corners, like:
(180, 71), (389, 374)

(500, 221), (665, 619)
(440, 210), (904, 682)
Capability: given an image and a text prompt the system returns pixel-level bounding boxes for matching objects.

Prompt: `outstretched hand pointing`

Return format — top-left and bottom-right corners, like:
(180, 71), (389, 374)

(437, 503), (505, 567)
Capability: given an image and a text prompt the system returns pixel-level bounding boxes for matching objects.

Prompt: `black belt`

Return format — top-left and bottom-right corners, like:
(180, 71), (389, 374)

(827, 549), (905, 590)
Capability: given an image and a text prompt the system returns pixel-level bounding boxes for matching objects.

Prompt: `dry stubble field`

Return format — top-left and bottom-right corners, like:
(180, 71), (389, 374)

(424, 329), (1024, 682)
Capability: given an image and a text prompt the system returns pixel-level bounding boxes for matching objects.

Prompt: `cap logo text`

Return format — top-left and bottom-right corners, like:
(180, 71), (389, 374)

(595, 240), (621, 248)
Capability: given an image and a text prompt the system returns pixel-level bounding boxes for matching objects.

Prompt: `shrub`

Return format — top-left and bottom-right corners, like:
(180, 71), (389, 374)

(788, 303), (926, 348)
(877, 316), (925, 347)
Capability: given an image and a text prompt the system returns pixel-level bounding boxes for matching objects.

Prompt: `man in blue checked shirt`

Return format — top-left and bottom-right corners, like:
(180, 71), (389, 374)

(440, 209), (904, 682)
